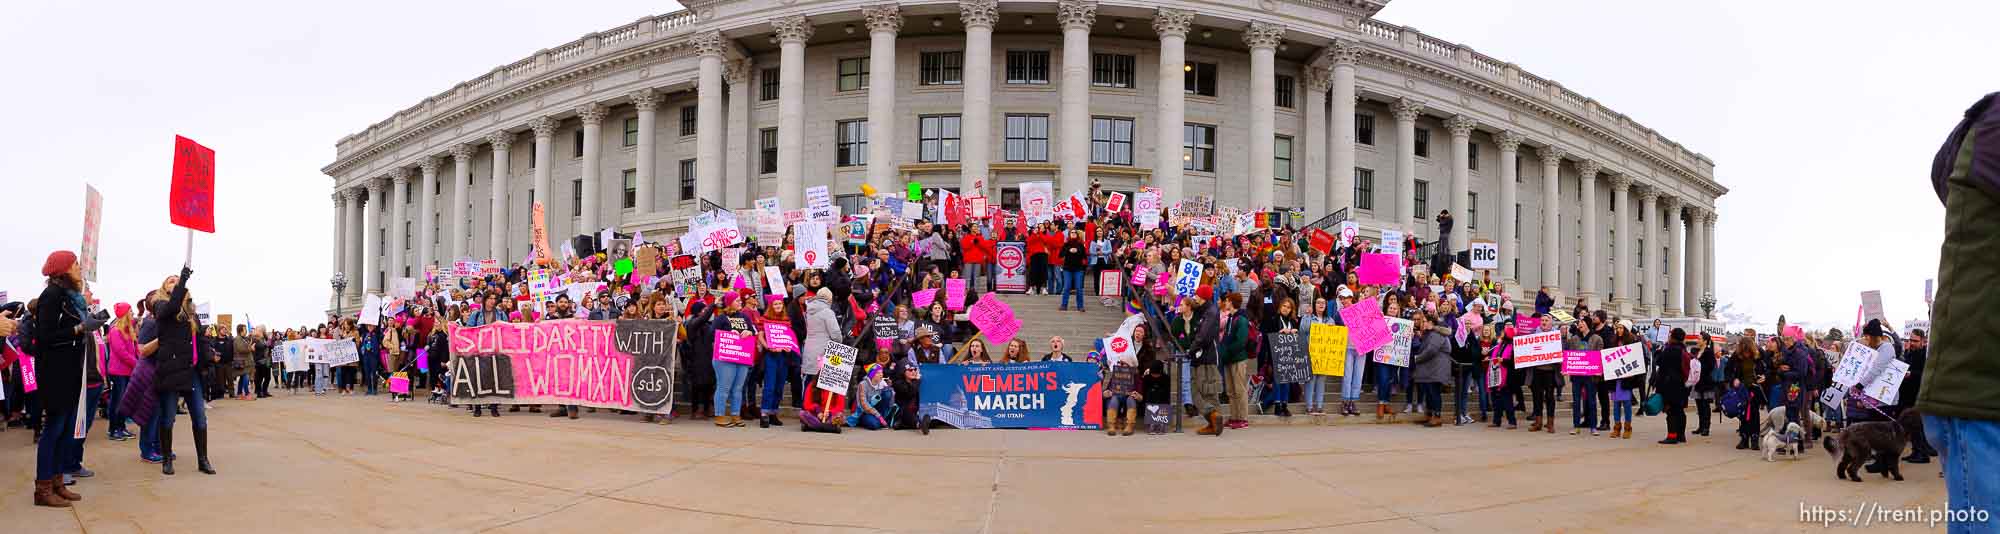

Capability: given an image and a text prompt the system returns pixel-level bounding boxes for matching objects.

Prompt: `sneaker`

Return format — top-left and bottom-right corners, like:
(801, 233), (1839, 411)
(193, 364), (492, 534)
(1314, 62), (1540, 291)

(142, 453), (164, 464)
(67, 467), (94, 478)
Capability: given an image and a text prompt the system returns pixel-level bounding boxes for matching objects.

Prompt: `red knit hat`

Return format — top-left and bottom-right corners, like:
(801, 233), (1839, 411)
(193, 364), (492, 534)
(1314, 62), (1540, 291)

(1195, 285), (1214, 302)
(42, 250), (77, 277)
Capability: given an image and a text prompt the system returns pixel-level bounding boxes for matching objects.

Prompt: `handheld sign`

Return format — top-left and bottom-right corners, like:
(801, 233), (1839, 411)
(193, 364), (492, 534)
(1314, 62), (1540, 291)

(1308, 324), (1348, 376)
(1600, 342), (1646, 380)
(169, 135), (216, 233)
(1469, 240), (1499, 270)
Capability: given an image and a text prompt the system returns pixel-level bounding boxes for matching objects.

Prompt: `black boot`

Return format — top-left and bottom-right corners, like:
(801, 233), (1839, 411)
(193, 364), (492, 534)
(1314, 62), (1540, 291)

(1735, 434), (1750, 450)
(194, 427), (216, 475)
(161, 430), (176, 476)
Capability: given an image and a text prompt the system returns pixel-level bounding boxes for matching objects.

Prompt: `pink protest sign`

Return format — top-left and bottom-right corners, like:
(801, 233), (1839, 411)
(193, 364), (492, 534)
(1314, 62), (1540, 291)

(714, 330), (757, 365)
(1131, 266), (1150, 285)
(415, 348), (429, 372)
(945, 279), (967, 310)
(967, 293), (1022, 346)
(1562, 349), (1603, 376)
(913, 288), (939, 310)
(763, 322), (799, 353)
(1357, 253), (1400, 285)
(389, 374), (411, 394)
(1514, 315), (1542, 333)
(1512, 330), (1564, 368)
(20, 354), (38, 393)
(1338, 297), (1392, 354)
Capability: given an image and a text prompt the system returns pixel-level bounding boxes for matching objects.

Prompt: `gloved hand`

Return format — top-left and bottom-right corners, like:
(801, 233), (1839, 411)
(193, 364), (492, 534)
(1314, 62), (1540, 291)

(77, 313), (109, 334)
(180, 265), (194, 281)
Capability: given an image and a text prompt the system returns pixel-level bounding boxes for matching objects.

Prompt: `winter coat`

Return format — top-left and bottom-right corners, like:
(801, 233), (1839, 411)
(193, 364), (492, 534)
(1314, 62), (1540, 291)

(149, 277), (205, 393)
(1411, 324), (1452, 384)
(30, 283), (90, 412)
(801, 298), (841, 375)
(105, 327), (139, 377)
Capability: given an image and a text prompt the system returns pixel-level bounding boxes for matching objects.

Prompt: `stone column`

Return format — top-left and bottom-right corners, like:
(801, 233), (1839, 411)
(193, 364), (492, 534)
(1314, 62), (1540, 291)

(773, 15), (813, 209)
(1152, 8), (1193, 205)
(529, 116), (557, 221)
(1392, 98), (1423, 230)
(1684, 206), (1703, 317)
(577, 103), (607, 235)
(1057, 0), (1096, 198)
(1608, 172), (1632, 316)
(1327, 41), (1359, 213)
(331, 193), (345, 278)
(725, 59), (752, 207)
(363, 179), (384, 295)
(1497, 131), (1522, 290)
(1664, 196), (1684, 317)
(389, 168), (410, 281)
(960, 0), (998, 198)
(864, 5), (903, 197)
(1576, 160), (1601, 309)
(630, 90), (659, 215)
(1245, 21), (1283, 209)
(418, 157), (440, 271)
(450, 144), (475, 263)
(1537, 147), (1563, 297)
(1300, 66), (1328, 217)
(343, 188), (364, 301)
(1638, 186), (1660, 316)
(1446, 115), (1477, 251)
(1702, 210), (1717, 318)
(488, 130), (514, 260)
(693, 31), (727, 206)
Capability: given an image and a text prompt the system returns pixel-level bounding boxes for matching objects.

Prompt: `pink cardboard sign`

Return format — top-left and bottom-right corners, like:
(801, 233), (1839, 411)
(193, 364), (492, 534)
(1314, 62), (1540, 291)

(1357, 253), (1400, 285)
(913, 288), (939, 310)
(763, 322), (799, 353)
(19, 354), (38, 393)
(713, 330), (757, 365)
(389, 374), (411, 395)
(967, 293), (1022, 346)
(945, 278), (968, 310)
(1562, 349), (1603, 376)
(1338, 297), (1392, 355)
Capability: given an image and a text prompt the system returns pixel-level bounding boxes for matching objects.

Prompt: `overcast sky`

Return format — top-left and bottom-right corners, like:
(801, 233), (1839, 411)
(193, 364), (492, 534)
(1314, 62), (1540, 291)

(1, 0), (1991, 330)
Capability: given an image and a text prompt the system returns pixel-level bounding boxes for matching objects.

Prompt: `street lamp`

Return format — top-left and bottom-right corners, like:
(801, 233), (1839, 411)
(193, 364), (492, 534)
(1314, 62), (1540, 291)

(1699, 291), (1716, 319)
(330, 272), (348, 312)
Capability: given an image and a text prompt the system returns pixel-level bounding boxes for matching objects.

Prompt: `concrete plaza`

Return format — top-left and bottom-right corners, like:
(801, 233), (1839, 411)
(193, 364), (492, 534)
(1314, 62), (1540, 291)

(0, 390), (1951, 533)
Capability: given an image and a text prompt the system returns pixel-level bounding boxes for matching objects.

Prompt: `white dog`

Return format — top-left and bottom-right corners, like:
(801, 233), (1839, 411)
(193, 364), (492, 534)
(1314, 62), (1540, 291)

(1763, 422), (1806, 461)
(1759, 405), (1827, 436)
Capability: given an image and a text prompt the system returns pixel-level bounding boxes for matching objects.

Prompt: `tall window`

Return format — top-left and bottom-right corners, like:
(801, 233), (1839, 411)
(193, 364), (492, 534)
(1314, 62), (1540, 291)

(404, 180), (415, 203)
(838, 58), (870, 91)
(678, 159), (696, 201)
(680, 106), (698, 136)
(433, 214), (440, 244)
(572, 129), (584, 157)
(759, 128), (778, 174)
(836, 119), (868, 167)
(1414, 179), (1429, 218)
(1515, 203), (1522, 235)
(1275, 75), (1295, 109)
(1274, 136), (1294, 181)
(571, 178), (583, 214)
(1415, 128), (1431, 158)
(1004, 114), (1049, 162)
(1005, 50), (1050, 84)
(759, 67), (780, 101)
(1357, 114), (1376, 145)
(1090, 117), (1134, 166)
(1468, 192), (1479, 229)
(920, 51), (963, 85)
(919, 115), (962, 163)
(1469, 143), (1480, 170)
(623, 118), (639, 147)
(1185, 62), (1217, 96)
(1183, 123), (1216, 172)
(403, 221), (412, 250)
(1355, 168), (1375, 210)
(1091, 53), (1135, 88)
(621, 169), (637, 209)
(1638, 238), (1646, 267)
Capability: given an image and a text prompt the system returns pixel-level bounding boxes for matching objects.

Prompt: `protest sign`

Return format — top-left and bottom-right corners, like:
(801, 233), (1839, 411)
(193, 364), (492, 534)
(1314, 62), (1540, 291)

(1859, 359), (1909, 405)
(1548, 310), (1576, 324)
(1819, 387), (1847, 410)
(1102, 332), (1136, 367)
(1108, 364), (1136, 394)
(1469, 240), (1499, 270)
(1307, 228), (1335, 255)
(1357, 253), (1400, 285)
(755, 196), (781, 215)
(1375, 318), (1415, 367)
(1338, 220), (1359, 248)
(1831, 342), (1878, 388)
(713, 330), (757, 365)
(969, 196), (988, 219)
(1098, 270), (1121, 297)
(1270, 332), (1308, 384)
(322, 339), (361, 367)
(479, 259), (501, 274)
(1020, 181), (1053, 224)
(720, 247), (743, 279)
(1514, 315), (1543, 334)
(995, 242), (1027, 293)
(1105, 192), (1127, 213)
(1512, 330), (1563, 368)
(870, 316), (900, 349)
(806, 184), (832, 209)
(1173, 260), (1203, 297)
(529, 202), (553, 263)
(944, 278), (969, 310)
(816, 342), (859, 394)
(1562, 349), (1602, 376)
(169, 135), (216, 233)
(453, 259), (477, 276)
(81, 185), (103, 281)
(360, 294), (383, 325)
(668, 254), (700, 287)
(917, 361), (1104, 429)
(763, 266), (785, 297)
(1600, 342), (1646, 380)
(913, 288), (939, 310)
(1860, 290), (1887, 327)
(967, 293), (1022, 346)
(1134, 191), (1161, 227)
(1450, 263), (1476, 283)
(902, 199), (925, 221)
(1340, 297), (1392, 355)
(1309, 324), (1348, 376)
(691, 210), (745, 252)
(795, 221), (830, 269)
(1223, 258), (1239, 274)
(1379, 230), (1405, 255)
(763, 322), (799, 353)
(755, 210), (783, 244)
(1487, 359), (1506, 389)
(390, 277), (417, 299)
(447, 319), (678, 414)
(389, 374), (410, 395)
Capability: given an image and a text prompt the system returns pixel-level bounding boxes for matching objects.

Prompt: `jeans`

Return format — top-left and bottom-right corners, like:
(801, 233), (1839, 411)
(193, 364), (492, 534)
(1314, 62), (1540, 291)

(1923, 415), (1998, 534)
(1059, 270), (1086, 310)
(1179, 358), (1193, 406)
(36, 402), (78, 480)
(362, 354), (380, 395)
(1376, 364), (1402, 403)
(314, 363), (330, 393)
(760, 352), (799, 412)
(1489, 388), (1516, 426)
(712, 360), (750, 417)
(1455, 366), (1488, 419)
(1571, 378), (1598, 429)
(63, 384), (100, 474)
(964, 264), (986, 293)
(1612, 400), (1633, 423)
(1049, 264), (1065, 295)
(1340, 351), (1365, 401)
(107, 375), (131, 435)
(236, 374), (251, 397)
(1304, 376), (1327, 412)
(152, 385), (209, 445)
(1417, 382), (1442, 417)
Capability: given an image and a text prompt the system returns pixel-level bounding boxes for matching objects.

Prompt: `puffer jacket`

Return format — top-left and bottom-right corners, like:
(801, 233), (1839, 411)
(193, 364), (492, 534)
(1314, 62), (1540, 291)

(1411, 323), (1452, 384)
(801, 298), (842, 375)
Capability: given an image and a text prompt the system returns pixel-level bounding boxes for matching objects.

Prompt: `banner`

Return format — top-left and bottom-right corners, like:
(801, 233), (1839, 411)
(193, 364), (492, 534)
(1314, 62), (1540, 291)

(816, 342), (859, 394)
(795, 221), (830, 269)
(1357, 253), (1400, 285)
(1513, 330), (1563, 368)
(81, 185), (103, 281)
(1561, 349), (1602, 376)
(764, 322), (799, 353)
(691, 210), (745, 253)
(967, 293), (1022, 346)
(1374, 318), (1414, 367)
(447, 319), (678, 413)
(169, 135), (216, 233)
(1600, 342), (1645, 380)
(714, 330), (757, 365)
(945, 278), (968, 310)
(1469, 240), (1499, 270)
(1270, 332), (1309, 384)
(321, 339), (361, 367)
(995, 241), (1027, 293)
(1339, 297), (1392, 354)
(1308, 324), (1347, 376)
(918, 362), (1104, 429)
(390, 277), (417, 299)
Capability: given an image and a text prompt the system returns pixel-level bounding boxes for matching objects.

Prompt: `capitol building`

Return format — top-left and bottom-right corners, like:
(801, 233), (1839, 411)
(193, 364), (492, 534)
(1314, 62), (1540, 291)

(322, 0), (1724, 319)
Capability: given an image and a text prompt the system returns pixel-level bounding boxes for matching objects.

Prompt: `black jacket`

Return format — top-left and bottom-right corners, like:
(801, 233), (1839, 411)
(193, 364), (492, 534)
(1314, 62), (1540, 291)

(151, 276), (205, 393)
(30, 283), (89, 413)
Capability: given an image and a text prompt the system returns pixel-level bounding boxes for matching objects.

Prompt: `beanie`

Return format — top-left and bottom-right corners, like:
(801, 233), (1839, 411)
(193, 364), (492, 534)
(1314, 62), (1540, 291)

(42, 250), (77, 277)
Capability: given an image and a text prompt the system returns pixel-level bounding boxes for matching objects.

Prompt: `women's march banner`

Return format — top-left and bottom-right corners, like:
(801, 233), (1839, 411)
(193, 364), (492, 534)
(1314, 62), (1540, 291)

(918, 362), (1103, 430)
(446, 319), (679, 414)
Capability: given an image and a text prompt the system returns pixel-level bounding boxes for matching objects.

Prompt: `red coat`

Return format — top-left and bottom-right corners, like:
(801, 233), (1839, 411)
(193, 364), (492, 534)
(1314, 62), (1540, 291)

(961, 234), (991, 264)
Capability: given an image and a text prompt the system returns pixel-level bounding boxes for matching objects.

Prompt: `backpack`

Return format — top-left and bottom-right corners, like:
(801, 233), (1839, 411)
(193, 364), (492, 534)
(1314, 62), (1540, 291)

(1808, 348), (1833, 391)
(1710, 355), (1727, 384)
(1719, 386), (1746, 419)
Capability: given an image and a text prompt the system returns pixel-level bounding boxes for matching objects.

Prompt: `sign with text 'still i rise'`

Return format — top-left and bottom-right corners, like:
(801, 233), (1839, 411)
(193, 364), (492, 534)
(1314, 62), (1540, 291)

(169, 135), (215, 233)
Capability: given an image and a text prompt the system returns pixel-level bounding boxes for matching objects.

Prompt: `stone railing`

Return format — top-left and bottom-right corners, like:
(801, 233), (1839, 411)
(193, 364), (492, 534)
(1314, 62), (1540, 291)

(333, 9), (702, 159)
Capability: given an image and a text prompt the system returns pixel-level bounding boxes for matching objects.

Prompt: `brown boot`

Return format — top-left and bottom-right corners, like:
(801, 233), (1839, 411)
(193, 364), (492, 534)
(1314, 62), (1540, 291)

(51, 479), (80, 502)
(1122, 406), (1136, 436)
(1546, 419), (1556, 433)
(1529, 418), (1542, 432)
(713, 416), (731, 427)
(1108, 412), (1120, 435)
(1376, 404), (1388, 422)
(1623, 422), (1633, 439)
(34, 479), (70, 508)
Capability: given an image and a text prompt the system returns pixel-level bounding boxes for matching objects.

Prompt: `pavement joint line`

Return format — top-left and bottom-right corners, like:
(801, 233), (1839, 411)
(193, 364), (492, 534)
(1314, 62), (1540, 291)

(1230, 434), (1440, 533)
(978, 431), (1008, 534)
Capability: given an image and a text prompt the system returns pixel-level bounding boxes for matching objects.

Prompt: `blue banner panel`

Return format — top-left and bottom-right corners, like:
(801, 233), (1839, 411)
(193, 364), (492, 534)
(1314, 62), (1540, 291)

(918, 362), (1104, 429)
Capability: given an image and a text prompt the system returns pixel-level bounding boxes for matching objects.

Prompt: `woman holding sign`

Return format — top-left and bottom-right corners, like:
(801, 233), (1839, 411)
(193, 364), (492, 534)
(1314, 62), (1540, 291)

(28, 251), (104, 507)
(147, 266), (216, 476)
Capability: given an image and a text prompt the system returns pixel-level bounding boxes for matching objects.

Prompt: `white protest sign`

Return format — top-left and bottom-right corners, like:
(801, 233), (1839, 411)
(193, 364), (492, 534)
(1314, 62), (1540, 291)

(1338, 221), (1359, 248)
(390, 277), (417, 299)
(1860, 359), (1909, 405)
(1860, 290), (1887, 326)
(1512, 330), (1562, 368)
(805, 185), (831, 210)
(690, 210), (745, 253)
(756, 196), (781, 215)
(1450, 263), (1476, 283)
(359, 295), (382, 325)
(1135, 191), (1162, 227)
(816, 342), (859, 394)
(1021, 181), (1053, 224)
(1600, 342), (1646, 380)
(794, 221), (830, 269)
(322, 339), (361, 367)
(764, 266), (786, 297)
(1379, 230), (1405, 255)
(1830, 342), (1878, 388)
(1469, 240), (1499, 270)
(1173, 259), (1204, 297)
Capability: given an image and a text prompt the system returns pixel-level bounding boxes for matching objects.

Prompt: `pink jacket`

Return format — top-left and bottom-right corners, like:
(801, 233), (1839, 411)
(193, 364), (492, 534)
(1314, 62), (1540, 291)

(104, 328), (139, 377)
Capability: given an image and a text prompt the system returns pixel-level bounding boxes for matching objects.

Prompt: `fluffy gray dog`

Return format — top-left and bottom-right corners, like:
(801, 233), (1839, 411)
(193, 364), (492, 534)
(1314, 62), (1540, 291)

(1823, 410), (1921, 482)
